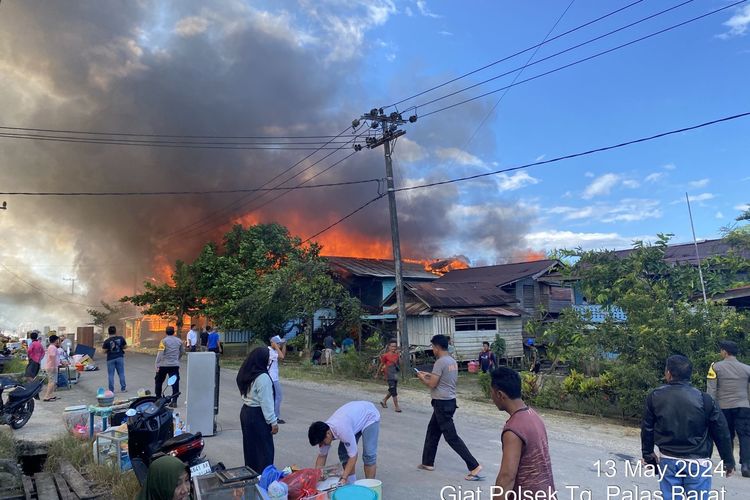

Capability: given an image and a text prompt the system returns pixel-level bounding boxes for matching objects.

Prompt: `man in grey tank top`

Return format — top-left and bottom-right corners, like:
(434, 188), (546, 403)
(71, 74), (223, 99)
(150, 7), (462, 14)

(707, 340), (750, 477)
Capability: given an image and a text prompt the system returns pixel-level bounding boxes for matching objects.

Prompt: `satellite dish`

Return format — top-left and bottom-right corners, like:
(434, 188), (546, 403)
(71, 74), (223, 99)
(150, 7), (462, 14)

(167, 375), (178, 386)
(125, 409), (137, 417)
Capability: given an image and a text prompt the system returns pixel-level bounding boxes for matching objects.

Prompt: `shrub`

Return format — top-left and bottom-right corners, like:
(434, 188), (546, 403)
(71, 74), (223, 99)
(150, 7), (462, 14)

(477, 370), (491, 398)
(520, 371), (539, 400)
(491, 335), (506, 360)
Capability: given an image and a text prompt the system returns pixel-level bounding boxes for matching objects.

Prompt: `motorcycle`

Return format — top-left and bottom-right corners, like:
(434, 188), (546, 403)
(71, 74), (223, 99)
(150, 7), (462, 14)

(125, 375), (212, 486)
(0, 376), (44, 429)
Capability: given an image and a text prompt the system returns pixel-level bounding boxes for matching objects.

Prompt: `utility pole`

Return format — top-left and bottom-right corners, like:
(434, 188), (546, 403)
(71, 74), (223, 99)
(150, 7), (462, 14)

(354, 108), (417, 375)
(685, 193), (708, 304)
(63, 277), (77, 295)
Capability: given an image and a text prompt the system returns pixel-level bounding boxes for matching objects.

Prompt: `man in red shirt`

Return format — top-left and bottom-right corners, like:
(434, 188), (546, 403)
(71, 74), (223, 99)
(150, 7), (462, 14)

(490, 367), (555, 499)
(378, 340), (402, 413)
(25, 331), (45, 380)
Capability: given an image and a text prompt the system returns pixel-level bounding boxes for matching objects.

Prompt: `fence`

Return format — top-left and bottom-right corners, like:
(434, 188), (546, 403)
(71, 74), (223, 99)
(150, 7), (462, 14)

(221, 330), (254, 344)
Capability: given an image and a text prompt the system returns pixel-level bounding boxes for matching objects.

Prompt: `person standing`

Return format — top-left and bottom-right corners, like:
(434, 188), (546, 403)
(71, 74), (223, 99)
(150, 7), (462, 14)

(308, 401), (381, 485)
(200, 326), (209, 352)
(490, 367), (555, 498)
(268, 336), (286, 424)
(103, 325), (127, 393)
(478, 341), (497, 374)
(42, 335), (60, 402)
(642, 355), (734, 500)
(155, 326), (185, 405)
(707, 340), (750, 477)
(323, 334), (337, 351)
(417, 334), (483, 481)
(207, 327), (222, 355)
(186, 324), (199, 353)
(25, 331), (45, 380)
(237, 347), (278, 474)
(379, 340), (402, 412)
(60, 334), (73, 356)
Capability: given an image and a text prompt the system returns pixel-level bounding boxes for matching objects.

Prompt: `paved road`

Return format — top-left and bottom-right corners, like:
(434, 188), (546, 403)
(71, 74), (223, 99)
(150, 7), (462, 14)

(16, 352), (750, 499)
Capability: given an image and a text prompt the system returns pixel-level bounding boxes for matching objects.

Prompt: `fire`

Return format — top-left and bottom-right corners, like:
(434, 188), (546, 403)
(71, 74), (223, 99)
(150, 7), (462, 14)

(407, 257), (470, 275)
(151, 255), (175, 286)
(513, 249), (547, 263)
(314, 228), (393, 259)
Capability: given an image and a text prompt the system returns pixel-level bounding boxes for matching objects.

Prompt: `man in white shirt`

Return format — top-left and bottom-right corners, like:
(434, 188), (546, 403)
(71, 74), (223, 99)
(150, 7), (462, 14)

(186, 324), (199, 352)
(268, 336), (286, 424)
(308, 401), (381, 485)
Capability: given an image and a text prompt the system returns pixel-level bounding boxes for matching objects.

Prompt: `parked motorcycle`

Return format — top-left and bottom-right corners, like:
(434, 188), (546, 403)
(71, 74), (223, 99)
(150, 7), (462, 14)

(0, 376), (43, 429)
(126, 375), (211, 486)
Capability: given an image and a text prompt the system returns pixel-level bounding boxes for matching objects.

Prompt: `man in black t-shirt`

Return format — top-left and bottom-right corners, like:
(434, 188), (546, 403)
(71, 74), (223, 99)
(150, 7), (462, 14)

(102, 325), (127, 392)
(200, 327), (209, 352)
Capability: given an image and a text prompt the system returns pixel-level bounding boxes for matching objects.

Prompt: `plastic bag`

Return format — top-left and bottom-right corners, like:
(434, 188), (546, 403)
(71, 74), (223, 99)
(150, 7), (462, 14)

(281, 469), (320, 500)
(260, 465), (285, 490)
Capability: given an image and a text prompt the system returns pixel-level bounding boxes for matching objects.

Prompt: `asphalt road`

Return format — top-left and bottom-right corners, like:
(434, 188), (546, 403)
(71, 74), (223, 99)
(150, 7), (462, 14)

(15, 352), (750, 499)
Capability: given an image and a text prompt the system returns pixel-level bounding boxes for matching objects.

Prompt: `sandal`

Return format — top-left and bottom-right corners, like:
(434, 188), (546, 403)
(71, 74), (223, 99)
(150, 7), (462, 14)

(43, 397), (58, 402)
(417, 464), (434, 471)
(380, 400), (387, 408)
(394, 408), (402, 413)
(465, 473), (485, 482)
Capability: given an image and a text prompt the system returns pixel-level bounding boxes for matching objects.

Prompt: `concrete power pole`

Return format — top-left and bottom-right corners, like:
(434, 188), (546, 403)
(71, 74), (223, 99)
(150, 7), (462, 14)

(63, 277), (77, 295)
(355, 108), (417, 375)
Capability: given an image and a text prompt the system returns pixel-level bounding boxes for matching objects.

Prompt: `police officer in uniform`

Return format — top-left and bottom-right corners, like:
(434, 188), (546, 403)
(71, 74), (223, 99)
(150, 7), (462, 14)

(707, 340), (750, 477)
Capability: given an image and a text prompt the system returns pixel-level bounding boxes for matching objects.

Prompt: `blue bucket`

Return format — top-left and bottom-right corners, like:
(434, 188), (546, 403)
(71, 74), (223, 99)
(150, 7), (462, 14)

(331, 484), (377, 500)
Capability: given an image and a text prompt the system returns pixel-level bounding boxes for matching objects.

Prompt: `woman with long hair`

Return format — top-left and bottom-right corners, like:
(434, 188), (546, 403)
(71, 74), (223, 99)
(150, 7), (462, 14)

(237, 346), (279, 472)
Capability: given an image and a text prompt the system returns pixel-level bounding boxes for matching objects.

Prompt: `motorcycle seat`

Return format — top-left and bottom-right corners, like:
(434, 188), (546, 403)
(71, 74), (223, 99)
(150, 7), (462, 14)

(162, 432), (202, 449)
(8, 382), (41, 401)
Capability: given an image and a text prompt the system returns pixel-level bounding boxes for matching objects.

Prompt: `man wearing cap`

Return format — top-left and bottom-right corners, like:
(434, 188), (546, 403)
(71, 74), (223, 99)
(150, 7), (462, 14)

(707, 340), (750, 477)
(268, 336), (287, 424)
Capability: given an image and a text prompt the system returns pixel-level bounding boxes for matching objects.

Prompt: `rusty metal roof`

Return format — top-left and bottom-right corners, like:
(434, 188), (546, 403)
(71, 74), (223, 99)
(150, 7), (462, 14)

(436, 259), (559, 287)
(326, 256), (438, 280)
(611, 238), (750, 264)
(401, 282), (520, 309)
(438, 307), (520, 317)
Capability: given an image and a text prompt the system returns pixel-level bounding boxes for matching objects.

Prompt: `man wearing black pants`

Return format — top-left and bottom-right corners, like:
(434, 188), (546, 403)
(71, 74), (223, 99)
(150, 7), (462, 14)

(155, 326), (185, 406)
(707, 340), (750, 477)
(416, 334), (483, 481)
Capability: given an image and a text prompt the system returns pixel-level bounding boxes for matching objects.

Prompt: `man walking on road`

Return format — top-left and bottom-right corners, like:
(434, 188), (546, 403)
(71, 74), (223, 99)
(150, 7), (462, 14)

(642, 355), (734, 500)
(186, 324), (199, 352)
(490, 367), (555, 498)
(103, 325), (127, 392)
(268, 335), (286, 424)
(707, 340), (750, 477)
(417, 334), (483, 481)
(379, 340), (402, 413)
(155, 326), (185, 406)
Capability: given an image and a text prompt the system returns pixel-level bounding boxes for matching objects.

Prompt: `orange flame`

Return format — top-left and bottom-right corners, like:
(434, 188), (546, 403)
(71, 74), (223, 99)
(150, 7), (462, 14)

(512, 249), (547, 263)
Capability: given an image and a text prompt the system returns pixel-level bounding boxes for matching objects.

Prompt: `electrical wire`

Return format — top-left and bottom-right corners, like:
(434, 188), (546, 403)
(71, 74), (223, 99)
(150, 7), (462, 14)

(464, 0), (576, 148)
(301, 194), (387, 244)
(418, 0), (745, 119)
(385, 0), (646, 108)
(395, 111), (750, 193)
(0, 263), (102, 309)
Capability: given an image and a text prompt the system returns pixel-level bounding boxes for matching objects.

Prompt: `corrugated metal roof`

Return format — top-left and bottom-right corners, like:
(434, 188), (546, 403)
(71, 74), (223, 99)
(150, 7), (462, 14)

(407, 282), (519, 308)
(611, 239), (750, 264)
(326, 256), (438, 280)
(436, 259), (558, 287)
(438, 307), (520, 317)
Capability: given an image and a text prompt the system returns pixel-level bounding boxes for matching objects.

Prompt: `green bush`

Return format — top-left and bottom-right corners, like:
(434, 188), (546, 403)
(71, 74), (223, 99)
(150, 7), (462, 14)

(1, 357), (27, 374)
(491, 335), (506, 360)
(477, 370), (491, 398)
(520, 371), (540, 400)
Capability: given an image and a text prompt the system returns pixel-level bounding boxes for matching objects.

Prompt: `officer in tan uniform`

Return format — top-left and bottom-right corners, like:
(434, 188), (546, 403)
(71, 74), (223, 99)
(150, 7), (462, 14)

(707, 340), (750, 477)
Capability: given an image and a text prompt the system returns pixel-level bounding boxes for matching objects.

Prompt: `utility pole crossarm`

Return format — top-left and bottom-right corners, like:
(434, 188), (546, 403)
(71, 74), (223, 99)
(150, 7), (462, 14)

(356, 108), (417, 376)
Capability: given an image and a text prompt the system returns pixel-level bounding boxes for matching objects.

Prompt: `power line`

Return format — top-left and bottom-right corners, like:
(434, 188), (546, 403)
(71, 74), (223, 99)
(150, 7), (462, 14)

(395, 111), (750, 193)
(0, 175), (379, 196)
(301, 194), (386, 244)
(385, 0), (646, 108)
(413, 0), (700, 114)
(418, 0), (744, 119)
(0, 125), (360, 140)
(0, 263), (102, 309)
(162, 125), (364, 240)
(464, 0), (576, 148)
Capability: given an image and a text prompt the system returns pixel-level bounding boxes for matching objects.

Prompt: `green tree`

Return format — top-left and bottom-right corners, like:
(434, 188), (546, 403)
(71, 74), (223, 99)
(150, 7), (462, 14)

(87, 301), (126, 330)
(120, 260), (199, 335)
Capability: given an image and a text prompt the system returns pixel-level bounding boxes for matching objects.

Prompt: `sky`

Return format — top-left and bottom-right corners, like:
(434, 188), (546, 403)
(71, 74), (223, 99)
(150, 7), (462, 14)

(0, 0), (748, 330)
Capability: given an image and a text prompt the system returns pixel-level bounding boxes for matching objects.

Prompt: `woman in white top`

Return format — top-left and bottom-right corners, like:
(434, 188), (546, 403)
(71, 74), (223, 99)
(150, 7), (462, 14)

(236, 347), (279, 473)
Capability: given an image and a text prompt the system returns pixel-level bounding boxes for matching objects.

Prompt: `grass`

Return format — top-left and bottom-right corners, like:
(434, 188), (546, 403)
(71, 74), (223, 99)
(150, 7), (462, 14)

(1, 357), (28, 375)
(0, 430), (16, 460)
(44, 434), (140, 500)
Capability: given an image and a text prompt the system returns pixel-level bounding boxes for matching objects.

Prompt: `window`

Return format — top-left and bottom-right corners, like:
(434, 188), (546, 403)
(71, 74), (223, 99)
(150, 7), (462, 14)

(454, 317), (497, 331)
(476, 318), (497, 331)
(523, 285), (535, 309)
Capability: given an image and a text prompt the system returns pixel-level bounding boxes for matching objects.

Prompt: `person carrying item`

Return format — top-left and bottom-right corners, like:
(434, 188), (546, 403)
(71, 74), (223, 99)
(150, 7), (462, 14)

(379, 340), (402, 412)
(155, 326), (185, 406)
(237, 347), (279, 473)
(642, 355), (735, 500)
(25, 331), (44, 380)
(309, 401), (381, 485)
(268, 335), (286, 424)
(417, 334), (483, 481)
(490, 367), (555, 498)
(136, 455), (191, 500)
(707, 340), (750, 477)
(103, 325), (127, 392)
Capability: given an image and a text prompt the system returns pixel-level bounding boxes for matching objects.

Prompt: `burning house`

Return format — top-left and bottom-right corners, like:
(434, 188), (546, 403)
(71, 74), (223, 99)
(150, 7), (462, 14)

(382, 281), (524, 361)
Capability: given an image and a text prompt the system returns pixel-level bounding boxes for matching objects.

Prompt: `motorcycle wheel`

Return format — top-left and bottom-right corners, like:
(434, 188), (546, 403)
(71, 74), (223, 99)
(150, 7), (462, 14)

(10, 399), (34, 429)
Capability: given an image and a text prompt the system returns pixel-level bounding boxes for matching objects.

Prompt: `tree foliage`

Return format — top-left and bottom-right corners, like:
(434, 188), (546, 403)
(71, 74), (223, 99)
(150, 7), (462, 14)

(87, 301), (126, 329)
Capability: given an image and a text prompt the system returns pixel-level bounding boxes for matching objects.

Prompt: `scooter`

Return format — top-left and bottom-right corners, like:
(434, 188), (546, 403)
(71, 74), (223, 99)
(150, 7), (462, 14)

(0, 376), (44, 429)
(125, 376), (211, 486)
